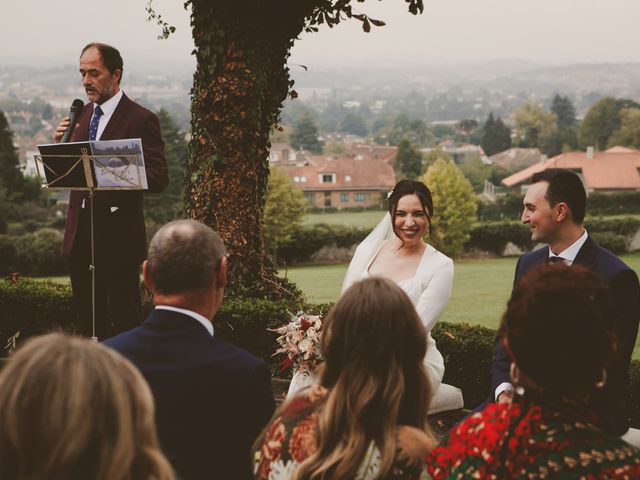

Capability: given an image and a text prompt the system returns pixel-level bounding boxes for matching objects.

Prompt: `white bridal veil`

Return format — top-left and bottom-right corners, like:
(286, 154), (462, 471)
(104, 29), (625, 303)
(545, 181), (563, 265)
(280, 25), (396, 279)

(341, 212), (396, 293)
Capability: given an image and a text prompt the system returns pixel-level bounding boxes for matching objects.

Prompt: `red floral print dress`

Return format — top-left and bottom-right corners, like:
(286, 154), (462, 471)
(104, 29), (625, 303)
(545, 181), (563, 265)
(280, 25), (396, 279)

(427, 394), (640, 479)
(254, 384), (432, 480)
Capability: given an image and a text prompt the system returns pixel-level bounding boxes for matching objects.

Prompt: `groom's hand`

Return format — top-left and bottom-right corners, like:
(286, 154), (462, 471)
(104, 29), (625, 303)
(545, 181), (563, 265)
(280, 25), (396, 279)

(497, 391), (514, 404)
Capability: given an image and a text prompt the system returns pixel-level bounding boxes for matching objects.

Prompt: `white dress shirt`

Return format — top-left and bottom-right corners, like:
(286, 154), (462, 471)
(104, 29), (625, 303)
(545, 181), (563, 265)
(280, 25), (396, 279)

(548, 229), (588, 265)
(91, 89), (124, 141)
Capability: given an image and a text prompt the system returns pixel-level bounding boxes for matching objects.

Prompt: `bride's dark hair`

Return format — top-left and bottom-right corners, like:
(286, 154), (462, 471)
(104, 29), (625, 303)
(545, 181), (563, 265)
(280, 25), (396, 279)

(388, 179), (433, 237)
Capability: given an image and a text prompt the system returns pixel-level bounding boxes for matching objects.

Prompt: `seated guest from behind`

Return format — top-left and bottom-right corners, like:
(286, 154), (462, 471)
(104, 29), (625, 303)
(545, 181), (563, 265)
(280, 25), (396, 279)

(429, 265), (640, 479)
(254, 277), (436, 480)
(0, 333), (174, 480)
(104, 219), (275, 480)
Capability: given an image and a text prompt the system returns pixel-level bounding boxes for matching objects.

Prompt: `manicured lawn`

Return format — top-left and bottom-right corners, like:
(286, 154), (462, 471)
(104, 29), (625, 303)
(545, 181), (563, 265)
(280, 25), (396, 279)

(38, 252), (640, 359)
(279, 263), (348, 304)
(303, 210), (386, 229)
(280, 252), (640, 359)
(40, 276), (70, 284)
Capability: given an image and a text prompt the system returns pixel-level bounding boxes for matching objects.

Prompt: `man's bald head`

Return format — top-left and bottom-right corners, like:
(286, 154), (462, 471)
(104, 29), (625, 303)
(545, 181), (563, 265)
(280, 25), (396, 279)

(146, 220), (226, 295)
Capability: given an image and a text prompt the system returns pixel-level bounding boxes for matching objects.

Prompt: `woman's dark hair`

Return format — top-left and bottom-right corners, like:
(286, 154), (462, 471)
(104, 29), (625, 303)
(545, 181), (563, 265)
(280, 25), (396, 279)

(501, 264), (614, 396)
(387, 179), (434, 237)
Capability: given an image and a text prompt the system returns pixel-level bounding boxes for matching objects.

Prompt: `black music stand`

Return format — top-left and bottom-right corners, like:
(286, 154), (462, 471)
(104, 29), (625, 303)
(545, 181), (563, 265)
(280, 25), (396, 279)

(35, 140), (146, 341)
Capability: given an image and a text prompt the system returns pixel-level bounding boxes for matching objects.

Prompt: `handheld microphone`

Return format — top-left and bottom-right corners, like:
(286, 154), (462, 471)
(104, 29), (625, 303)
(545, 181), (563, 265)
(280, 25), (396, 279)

(60, 99), (85, 143)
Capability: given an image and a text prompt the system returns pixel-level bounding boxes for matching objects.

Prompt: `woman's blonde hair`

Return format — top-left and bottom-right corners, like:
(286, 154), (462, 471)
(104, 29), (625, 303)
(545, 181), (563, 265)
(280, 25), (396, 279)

(0, 333), (174, 480)
(295, 277), (431, 479)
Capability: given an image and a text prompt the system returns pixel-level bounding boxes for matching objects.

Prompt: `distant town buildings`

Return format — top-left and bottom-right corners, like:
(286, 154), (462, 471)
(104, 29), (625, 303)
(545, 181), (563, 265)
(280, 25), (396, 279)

(421, 143), (486, 164)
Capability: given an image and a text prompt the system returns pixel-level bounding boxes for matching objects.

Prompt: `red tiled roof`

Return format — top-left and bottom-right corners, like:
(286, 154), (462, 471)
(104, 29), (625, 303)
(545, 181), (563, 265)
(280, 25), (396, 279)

(502, 147), (640, 190)
(276, 154), (396, 191)
(351, 145), (397, 163)
(489, 148), (543, 171)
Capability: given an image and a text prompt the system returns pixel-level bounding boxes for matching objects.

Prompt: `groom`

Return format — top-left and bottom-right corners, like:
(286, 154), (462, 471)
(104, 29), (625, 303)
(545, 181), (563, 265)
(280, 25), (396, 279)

(491, 168), (640, 435)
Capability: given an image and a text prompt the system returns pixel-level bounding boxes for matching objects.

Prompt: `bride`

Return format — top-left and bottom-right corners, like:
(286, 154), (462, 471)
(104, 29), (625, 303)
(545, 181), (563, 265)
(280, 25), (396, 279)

(290, 180), (458, 409)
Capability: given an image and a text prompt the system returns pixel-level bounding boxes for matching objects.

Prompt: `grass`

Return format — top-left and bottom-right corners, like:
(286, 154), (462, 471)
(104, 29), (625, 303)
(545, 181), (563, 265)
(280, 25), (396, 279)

(280, 252), (640, 360)
(303, 210), (386, 229)
(39, 276), (70, 284)
(38, 252), (640, 359)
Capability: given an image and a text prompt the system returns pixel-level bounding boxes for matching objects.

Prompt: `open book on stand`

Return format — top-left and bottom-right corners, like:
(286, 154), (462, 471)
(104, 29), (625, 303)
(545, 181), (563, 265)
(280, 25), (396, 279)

(36, 138), (148, 190)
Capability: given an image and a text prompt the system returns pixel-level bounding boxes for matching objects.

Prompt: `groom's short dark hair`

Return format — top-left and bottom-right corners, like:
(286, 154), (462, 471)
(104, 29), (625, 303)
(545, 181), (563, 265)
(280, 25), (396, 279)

(531, 169), (586, 224)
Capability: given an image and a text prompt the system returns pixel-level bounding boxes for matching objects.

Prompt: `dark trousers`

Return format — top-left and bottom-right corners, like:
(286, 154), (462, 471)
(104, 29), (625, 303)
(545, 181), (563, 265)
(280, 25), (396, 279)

(68, 233), (142, 340)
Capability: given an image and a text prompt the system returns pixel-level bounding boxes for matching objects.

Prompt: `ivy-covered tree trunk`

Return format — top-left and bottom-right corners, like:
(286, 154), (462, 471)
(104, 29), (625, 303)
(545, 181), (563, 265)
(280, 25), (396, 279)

(176, 0), (423, 297)
(185, 2), (314, 298)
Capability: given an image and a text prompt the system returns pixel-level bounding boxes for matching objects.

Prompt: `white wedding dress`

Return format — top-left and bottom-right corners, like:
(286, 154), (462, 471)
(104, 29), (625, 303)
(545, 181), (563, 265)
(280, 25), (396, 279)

(288, 213), (464, 413)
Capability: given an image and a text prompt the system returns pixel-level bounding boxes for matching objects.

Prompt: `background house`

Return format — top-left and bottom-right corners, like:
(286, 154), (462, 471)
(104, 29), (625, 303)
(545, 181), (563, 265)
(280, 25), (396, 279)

(502, 146), (640, 193)
(488, 147), (544, 172)
(271, 144), (397, 209)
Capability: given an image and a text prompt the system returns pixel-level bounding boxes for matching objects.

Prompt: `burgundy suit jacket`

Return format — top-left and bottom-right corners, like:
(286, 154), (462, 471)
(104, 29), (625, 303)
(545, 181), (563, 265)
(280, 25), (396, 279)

(62, 94), (168, 263)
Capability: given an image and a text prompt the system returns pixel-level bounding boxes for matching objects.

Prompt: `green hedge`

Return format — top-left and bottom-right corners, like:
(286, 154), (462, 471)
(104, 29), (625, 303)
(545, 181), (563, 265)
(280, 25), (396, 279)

(0, 279), (79, 352)
(585, 217), (640, 236)
(274, 216), (640, 265)
(466, 217), (640, 256)
(477, 191), (640, 221)
(0, 229), (67, 276)
(465, 221), (533, 255)
(0, 279), (299, 362)
(277, 224), (369, 265)
(476, 194), (523, 222)
(432, 321), (495, 409)
(587, 192), (640, 216)
(1, 279), (638, 427)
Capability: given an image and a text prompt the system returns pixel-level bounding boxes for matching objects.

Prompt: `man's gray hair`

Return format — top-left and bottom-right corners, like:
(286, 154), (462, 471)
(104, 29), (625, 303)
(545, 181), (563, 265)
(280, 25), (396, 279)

(146, 220), (226, 295)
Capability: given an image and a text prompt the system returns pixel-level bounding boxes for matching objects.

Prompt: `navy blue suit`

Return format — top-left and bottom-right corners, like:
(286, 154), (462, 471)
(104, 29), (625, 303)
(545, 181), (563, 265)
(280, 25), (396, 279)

(491, 236), (640, 435)
(104, 308), (275, 480)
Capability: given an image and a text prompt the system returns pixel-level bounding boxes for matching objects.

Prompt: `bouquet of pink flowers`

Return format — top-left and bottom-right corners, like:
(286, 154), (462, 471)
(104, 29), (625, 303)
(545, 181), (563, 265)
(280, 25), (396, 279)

(270, 313), (323, 375)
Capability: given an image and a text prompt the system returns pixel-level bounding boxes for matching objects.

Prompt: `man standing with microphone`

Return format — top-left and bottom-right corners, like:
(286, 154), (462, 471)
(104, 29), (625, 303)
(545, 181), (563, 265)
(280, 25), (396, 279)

(54, 42), (168, 339)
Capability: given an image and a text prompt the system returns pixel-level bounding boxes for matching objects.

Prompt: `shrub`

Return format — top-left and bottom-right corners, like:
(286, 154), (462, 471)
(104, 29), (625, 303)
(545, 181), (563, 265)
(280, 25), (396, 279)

(466, 221), (533, 255)
(466, 217), (640, 256)
(589, 232), (627, 254)
(277, 224), (369, 265)
(0, 279), (78, 354)
(0, 236), (18, 274)
(585, 217), (640, 237)
(476, 194), (523, 222)
(477, 192), (640, 221)
(433, 321), (495, 409)
(423, 159), (477, 258)
(0, 280), (638, 428)
(587, 192), (640, 216)
(14, 228), (67, 276)
(215, 297), (300, 362)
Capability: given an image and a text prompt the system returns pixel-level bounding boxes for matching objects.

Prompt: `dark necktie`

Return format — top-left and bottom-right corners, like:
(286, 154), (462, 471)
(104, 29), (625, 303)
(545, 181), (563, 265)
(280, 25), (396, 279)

(88, 105), (104, 141)
(549, 256), (566, 264)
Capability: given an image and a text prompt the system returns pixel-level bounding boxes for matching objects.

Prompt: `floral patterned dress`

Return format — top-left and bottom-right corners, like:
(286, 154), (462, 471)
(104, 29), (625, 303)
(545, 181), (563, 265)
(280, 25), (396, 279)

(427, 393), (640, 479)
(254, 384), (432, 480)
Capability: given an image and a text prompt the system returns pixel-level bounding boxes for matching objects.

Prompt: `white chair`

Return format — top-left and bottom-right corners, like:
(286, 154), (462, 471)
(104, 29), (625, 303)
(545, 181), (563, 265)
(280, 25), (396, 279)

(428, 383), (464, 415)
(621, 428), (640, 449)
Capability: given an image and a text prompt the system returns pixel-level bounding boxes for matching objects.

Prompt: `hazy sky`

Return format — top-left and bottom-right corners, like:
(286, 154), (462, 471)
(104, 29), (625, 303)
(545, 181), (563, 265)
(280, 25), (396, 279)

(1, 0), (640, 69)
